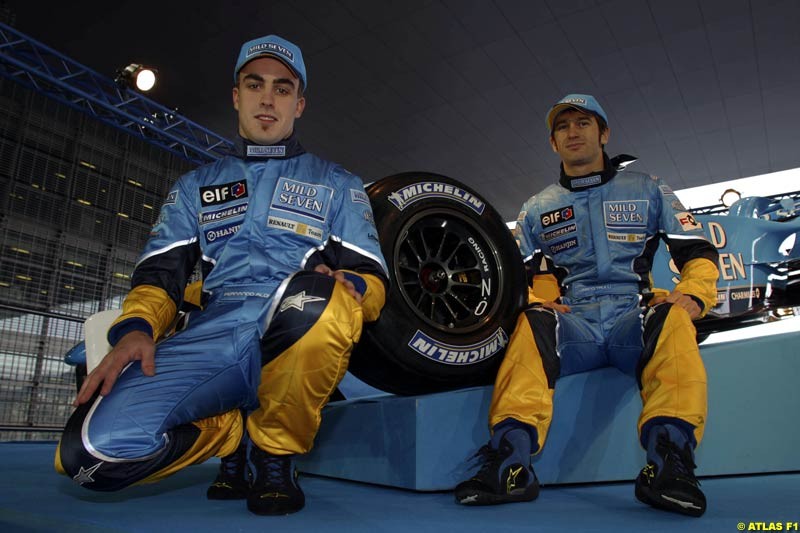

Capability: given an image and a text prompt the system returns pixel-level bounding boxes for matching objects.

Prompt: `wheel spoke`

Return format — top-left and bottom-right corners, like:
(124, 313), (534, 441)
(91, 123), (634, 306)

(394, 210), (502, 333)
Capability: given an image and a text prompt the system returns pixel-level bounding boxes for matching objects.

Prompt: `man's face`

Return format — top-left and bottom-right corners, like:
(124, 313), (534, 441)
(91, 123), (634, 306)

(549, 109), (609, 172)
(232, 57), (306, 145)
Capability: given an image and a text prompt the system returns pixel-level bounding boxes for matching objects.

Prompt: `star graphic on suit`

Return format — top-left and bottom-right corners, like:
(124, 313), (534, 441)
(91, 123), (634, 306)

(279, 290), (326, 313)
(73, 461), (103, 485)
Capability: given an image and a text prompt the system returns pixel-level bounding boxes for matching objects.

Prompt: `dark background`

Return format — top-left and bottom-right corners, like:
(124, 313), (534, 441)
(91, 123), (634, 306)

(5, 0), (800, 218)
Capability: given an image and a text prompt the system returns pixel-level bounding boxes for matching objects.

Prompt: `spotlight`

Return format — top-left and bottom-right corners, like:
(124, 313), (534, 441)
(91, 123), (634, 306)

(115, 63), (158, 92)
(720, 188), (741, 208)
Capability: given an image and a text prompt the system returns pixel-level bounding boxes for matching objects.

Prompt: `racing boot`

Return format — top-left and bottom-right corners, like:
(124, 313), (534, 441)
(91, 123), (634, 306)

(206, 435), (250, 500)
(454, 427), (539, 505)
(635, 423), (706, 517)
(247, 445), (305, 515)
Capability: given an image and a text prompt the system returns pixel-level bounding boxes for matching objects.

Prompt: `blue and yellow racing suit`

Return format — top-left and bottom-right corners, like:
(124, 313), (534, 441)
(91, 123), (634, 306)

(490, 154), (719, 452)
(56, 135), (388, 490)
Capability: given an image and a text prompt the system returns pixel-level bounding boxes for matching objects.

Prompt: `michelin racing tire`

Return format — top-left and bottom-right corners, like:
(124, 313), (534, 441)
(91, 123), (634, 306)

(349, 172), (527, 395)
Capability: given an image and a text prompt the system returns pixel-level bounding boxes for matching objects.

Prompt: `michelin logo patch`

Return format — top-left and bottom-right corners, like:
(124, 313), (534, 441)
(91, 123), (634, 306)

(200, 180), (248, 207)
(205, 221), (241, 243)
(604, 200), (648, 228)
(199, 202), (248, 225)
(267, 215), (324, 240)
(541, 223), (576, 242)
(350, 188), (370, 205)
(549, 236), (578, 255)
(388, 182), (485, 214)
(271, 178), (333, 223)
(540, 205), (574, 227)
(408, 328), (508, 365)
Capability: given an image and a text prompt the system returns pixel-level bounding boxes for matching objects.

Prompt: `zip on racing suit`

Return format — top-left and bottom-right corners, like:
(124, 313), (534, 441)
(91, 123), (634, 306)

(55, 135), (389, 490)
(490, 153), (719, 453)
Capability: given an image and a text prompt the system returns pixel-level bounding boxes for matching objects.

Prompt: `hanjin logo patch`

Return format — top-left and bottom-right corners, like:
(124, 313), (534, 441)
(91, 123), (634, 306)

(205, 222), (241, 242)
(200, 180), (248, 207)
(540, 206), (574, 227)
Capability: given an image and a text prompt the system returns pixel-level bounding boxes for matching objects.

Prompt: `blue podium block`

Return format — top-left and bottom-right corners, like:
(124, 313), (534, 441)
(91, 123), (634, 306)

(297, 331), (800, 491)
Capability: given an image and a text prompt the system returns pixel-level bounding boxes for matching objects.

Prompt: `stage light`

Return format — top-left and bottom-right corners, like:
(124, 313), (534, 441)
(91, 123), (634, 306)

(115, 63), (158, 92)
(720, 188), (741, 208)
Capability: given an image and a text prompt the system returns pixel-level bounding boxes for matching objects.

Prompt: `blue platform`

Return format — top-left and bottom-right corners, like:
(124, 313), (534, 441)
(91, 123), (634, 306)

(297, 330), (800, 491)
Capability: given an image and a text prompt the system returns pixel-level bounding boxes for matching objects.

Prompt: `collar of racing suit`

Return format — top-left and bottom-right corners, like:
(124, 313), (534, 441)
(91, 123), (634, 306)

(232, 133), (306, 160)
(558, 152), (618, 191)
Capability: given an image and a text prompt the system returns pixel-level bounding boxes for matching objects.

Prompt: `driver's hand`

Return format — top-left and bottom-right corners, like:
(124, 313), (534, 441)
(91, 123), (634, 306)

(74, 330), (155, 406)
(542, 300), (571, 313)
(314, 264), (363, 304)
(649, 290), (702, 320)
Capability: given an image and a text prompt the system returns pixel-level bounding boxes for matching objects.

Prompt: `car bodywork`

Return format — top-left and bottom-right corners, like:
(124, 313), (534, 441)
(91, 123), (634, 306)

(652, 191), (800, 337)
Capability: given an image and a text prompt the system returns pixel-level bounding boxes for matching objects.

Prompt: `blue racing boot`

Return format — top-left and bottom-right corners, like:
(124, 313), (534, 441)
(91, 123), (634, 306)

(635, 424), (706, 517)
(454, 427), (539, 505)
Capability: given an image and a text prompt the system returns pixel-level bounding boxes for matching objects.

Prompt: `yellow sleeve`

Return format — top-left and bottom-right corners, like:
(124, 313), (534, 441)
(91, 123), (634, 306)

(111, 285), (178, 340)
(183, 280), (204, 308)
(674, 257), (719, 318)
(529, 273), (560, 304)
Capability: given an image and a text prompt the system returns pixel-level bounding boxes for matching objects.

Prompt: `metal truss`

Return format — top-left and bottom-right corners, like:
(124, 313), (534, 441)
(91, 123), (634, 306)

(0, 21), (233, 164)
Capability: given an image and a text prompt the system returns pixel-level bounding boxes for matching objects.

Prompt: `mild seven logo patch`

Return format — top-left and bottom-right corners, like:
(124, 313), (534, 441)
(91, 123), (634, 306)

(271, 178), (333, 223)
(604, 200), (648, 228)
(388, 182), (485, 214)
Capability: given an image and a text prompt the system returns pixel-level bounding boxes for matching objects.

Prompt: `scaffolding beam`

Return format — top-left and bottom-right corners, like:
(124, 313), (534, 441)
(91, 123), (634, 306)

(0, 21), (233, 164)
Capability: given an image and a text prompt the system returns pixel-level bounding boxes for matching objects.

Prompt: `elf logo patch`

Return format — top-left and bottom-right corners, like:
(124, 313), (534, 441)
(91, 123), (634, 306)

(200, 180), (248, 207)
(540, 206), (574, 227)
(675, 211), (702, 231)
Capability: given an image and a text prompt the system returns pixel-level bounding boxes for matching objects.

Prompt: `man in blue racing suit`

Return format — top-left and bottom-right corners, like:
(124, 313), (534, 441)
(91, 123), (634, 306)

(56, 35), (388, 517)
(454, 94), (719, 517)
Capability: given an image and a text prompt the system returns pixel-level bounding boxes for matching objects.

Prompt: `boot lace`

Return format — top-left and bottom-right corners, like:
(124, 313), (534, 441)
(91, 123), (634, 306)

(658, 436), (700, 486)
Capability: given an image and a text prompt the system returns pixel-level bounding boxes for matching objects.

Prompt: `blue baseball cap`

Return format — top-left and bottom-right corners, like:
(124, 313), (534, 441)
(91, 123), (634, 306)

(545, 94), (608, 131)
(233, 35), (307, 90)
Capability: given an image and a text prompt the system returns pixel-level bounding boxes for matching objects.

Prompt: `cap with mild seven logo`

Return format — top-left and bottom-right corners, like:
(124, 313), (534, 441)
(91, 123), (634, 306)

(233, 35), (307, 90)
(545, 94), (608, 131)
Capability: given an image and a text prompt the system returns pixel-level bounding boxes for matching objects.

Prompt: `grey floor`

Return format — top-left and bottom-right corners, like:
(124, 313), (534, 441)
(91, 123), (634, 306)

(1, 442), (797, 532)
